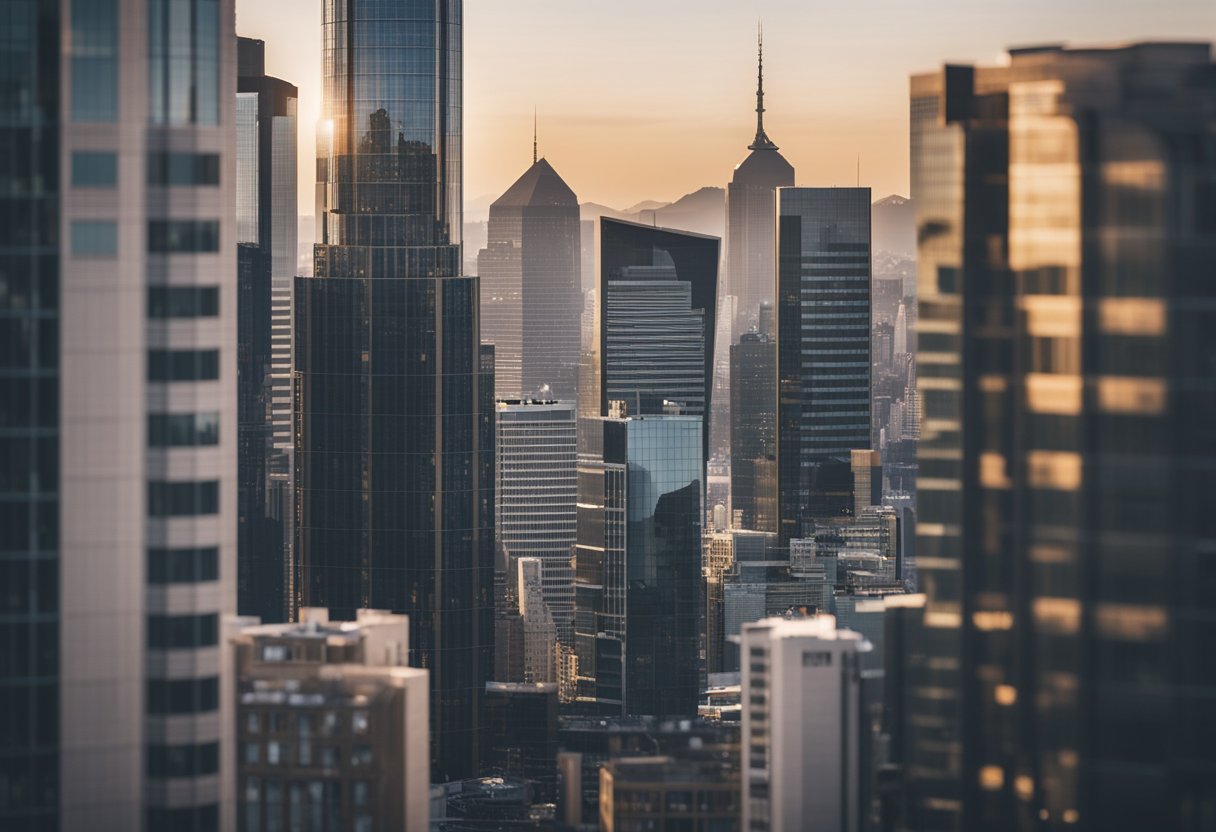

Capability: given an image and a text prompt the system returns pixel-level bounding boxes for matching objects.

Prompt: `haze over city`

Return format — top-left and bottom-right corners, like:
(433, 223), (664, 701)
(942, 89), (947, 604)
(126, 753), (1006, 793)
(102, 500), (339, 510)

(236, 0), (1216, 212)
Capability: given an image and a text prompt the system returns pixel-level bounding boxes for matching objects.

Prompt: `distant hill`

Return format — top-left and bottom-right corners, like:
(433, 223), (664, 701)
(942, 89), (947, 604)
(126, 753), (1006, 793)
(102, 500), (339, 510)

(872, 194), (915, 257)
(580, 187), (726, 240)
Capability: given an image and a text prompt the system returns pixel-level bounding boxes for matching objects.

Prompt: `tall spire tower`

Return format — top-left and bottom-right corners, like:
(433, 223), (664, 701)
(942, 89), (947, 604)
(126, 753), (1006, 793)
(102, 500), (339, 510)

(750, 22), (777, 150)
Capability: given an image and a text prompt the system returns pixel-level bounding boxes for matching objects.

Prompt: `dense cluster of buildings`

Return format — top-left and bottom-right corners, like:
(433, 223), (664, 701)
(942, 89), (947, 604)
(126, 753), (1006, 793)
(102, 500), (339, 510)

(1, 0), (1213, 829)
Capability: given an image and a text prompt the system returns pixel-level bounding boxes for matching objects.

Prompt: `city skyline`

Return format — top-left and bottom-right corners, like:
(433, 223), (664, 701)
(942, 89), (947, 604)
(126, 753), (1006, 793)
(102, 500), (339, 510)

(235, 0), (1216, 211)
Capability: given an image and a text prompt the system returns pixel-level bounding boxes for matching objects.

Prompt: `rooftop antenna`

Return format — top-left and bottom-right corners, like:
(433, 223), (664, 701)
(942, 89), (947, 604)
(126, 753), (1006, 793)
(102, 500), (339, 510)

(749, 20), (777, 151)
(533, 107), (538, 165)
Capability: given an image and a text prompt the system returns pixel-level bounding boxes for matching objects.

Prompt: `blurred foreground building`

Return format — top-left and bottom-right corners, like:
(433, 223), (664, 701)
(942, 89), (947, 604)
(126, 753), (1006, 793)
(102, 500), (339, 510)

(899, 41), (1216, 832)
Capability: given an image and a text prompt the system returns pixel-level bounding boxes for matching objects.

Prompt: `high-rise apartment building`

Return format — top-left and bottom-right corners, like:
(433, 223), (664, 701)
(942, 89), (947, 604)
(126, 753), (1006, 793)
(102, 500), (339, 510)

(236, 37), (297, 626)
(730, 332), (777, 532)
(479, 157), (581, 400)
(741, 616), (869, 832)
(776, 187), (872, 544)
(573, 415), (703, 717)
(495, 400), (577, 643)
(232, 610), (429, 832)
(295, 0), (493, 782)
(901, 43), (1216, 832)
(594, 217), (719, 465)
(0, 1), (238, 828)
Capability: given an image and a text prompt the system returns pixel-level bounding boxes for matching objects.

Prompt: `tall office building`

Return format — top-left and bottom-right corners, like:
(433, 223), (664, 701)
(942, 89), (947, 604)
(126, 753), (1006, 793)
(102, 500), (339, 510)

(232, 610), (429, 832)
(0, 1), (238, 828)
(776, 187), (872, 544)
(236, 37), (297, 626)
(726, 33), (795, 337)
(495, 400), (577, 643)
(594, 217), (719, 462)
(741, 616), (868, 832)
(295, 0), (493, 782)
(573, 415), (703, 717)
(901, 43), (1216, 831)
(478, 157), (581, 400)
(730, 332), (777, 532)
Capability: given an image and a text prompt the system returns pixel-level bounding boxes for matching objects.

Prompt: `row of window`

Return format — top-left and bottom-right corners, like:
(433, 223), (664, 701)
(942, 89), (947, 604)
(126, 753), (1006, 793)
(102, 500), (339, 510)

(72, 151), (221, 188)
(70, 221), (221, 257)
(147, 612), (219, 650)
(147, 741), (219, 779)
(147, 676), (219, 715)
(148, 481), (218, 517)
(148, 412), (219, 447)
(148, 546), (219, 584)
(149, 286), (219, 318)
(148, 350), (219, 382)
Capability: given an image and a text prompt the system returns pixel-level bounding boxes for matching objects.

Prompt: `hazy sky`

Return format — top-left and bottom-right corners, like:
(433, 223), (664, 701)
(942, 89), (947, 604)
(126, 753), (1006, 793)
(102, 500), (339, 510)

(236, 0), (1216, 216)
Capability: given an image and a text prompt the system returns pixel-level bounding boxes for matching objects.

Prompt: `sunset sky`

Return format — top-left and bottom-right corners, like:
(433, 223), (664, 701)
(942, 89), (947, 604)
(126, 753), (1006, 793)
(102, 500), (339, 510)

(235, 0), (1216, 216)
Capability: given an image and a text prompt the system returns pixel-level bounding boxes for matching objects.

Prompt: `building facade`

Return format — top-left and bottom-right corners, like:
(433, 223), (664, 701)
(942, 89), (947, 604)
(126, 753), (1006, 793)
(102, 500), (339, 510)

(903, 43), (1216, 832)
(573, 416), (703, 717)
(741, 617), (868, 832)
(478, 158), (581, 400)
(481, 682), (559, 803)
(730, 332), (777, 532)
(235, 36), (297, 626)
(295, 0), (493, 782)
(776, 187), (872, 544)
(495, 400), (577, 644)
(232, 610), (429, 832)
(0, 1), (239, 829)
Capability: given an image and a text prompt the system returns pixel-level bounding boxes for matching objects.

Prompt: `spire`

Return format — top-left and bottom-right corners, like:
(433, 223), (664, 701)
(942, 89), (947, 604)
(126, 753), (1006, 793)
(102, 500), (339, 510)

(533, 107), (538, 165)
(749, 22), (777, 151)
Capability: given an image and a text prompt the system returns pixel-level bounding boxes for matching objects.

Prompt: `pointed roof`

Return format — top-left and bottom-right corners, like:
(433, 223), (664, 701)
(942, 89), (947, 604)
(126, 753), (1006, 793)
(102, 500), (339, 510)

(492, 157), (578, 208)
(732, 26), (794, 186)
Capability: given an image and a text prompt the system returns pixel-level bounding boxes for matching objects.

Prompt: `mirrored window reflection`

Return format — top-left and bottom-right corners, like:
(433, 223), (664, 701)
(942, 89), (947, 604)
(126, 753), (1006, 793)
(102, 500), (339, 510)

(70, 0), (118, 122)
(149, 0), (220, 125)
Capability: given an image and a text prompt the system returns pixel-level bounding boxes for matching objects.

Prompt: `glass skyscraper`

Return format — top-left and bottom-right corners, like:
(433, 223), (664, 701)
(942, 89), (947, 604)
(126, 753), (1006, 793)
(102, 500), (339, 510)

(573, 415), (704, 716)
(295, 0), (493, 782)
(594, 217), (719, 462)
(897, 43), (1216, 831)
(2, 0), (239, 828)
(776, 187), (873, 545)
(730, 332), (777, 532)
(236, 36), (297, 626)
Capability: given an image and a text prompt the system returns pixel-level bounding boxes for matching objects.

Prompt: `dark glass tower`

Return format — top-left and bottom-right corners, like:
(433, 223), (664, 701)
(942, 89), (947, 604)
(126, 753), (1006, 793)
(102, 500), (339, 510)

(236, 37), (297, 626)
(897, 44), (1216, 832)
(295, 0), (493, 782)
(478, 156), (581, 400)
(730, 332), (777, 532)
(776, 187), (872, 545)
(595, 217), (719, 463)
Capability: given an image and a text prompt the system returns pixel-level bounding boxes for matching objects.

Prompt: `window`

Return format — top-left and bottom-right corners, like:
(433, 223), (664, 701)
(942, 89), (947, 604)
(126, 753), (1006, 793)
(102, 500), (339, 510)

(146, 741), (219, 778)
(351, 745), (372, 766)
(148, 481), (218, 517)
(70, 0), (118, 122)
(351, 711), (368, 734)
(147, 612), (219, 649)
(146, 676), (219, 715)
(267, 741), (282, 765)
(147, 803), (219, 832)
(247, 712), (262, 734)
(245, 742), (260, 764)
(148, 286), (219, 318)
(149, 412), (219, 446)
(148, 221), (220, 253)
(147, 546), (219, 583)
(149, 0), (220, 125)
(148, 152), (220, 185)
(71, 152), (118, 187)
(262, 644), (288, 662)
(148, 349), (219, 382)
(70, 221), (118, 257)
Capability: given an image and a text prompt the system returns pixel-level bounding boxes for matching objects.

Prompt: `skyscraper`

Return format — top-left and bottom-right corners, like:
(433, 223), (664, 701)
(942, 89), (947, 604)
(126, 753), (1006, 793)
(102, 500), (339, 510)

(726, 33), (795, 337)
(730, 332), (777, 532)
(479, 157), (581, 401)
(573, 415), (703, 716)
(776, 187), (872, 544)
(495, 400), (577, 644)
(900, 43), (1216, 832)
(236, 36), (297, 626)
(0, 1), (238, 828)
(594, 217), (719, 463)
(295, 0), (493, 782)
